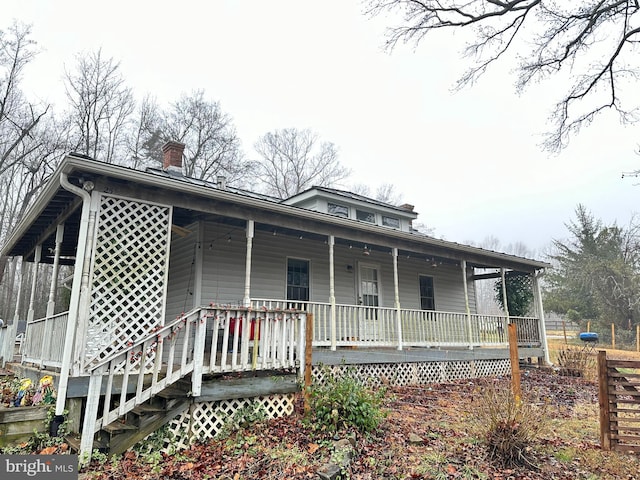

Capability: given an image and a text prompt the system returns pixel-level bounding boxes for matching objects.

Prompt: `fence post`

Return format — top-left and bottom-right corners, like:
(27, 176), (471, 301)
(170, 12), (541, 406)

(597, 350), (611, 451)
(611, 323), (615, 350)
(562, 320), (567, 345)
(508, 323), (521, 403)
(304, 313), (313, 414)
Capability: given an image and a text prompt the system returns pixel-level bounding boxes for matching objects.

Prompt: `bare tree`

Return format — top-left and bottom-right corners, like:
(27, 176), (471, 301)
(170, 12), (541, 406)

(126, 94), (163, 170)
(154, 90), (252, 185)
(254, 128), (350, 198)
(0, 22), (49, 175)
(64, 49), (135, 164)
(367, 1), (640, 151)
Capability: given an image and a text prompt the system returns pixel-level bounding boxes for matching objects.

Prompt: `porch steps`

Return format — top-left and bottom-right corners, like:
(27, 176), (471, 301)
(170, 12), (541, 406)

(67, 382), (191, 457)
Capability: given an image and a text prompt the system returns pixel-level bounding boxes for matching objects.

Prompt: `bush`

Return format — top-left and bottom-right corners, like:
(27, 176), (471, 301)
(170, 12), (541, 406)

(305, 366), (388, 434)
(556, 346), (595, 378)
(472, 380), (548, 468)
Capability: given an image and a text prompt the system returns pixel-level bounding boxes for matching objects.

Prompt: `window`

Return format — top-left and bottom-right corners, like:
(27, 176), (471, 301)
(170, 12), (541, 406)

(327, 202), (348, 218)
(287, 258), (309, 302)
(419, 275), (435, 310)
(382, 216), (400, 228)
(356, 209), (376, 223)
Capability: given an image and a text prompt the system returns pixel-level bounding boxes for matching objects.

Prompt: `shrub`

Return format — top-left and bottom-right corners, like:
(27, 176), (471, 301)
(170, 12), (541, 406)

(305, 366), (387, 434)
(472, 380), (548, 468)
(556, 346), (595, 378)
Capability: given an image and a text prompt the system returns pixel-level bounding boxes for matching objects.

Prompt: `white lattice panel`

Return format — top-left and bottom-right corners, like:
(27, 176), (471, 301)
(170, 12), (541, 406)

(137, 394), (296, 454)
(312, 359), (511, 387)
(85, 195), (171, 368)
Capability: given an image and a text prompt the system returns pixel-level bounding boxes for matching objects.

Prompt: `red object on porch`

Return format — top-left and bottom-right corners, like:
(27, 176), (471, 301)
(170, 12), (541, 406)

(229, 317), (260, 340)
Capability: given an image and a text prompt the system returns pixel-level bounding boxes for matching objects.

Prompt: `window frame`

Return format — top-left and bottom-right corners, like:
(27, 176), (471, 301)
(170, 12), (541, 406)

(419, 275), (435, 311)
(286, 257), (310, 303)
(356, 209), (376, 223)
(327, 202), (349, 218)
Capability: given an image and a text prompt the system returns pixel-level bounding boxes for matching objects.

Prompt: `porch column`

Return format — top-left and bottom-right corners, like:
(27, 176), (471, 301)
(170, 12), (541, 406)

(193, 222), (204, 308)
(461, 260), (473, 349)
(57, 173), (93, 416)
(12, 257), (24, 325)
(243, 220), (254, 307)
(500, 268), (510, 318)
(328, 235), (336, 351)
(26, 245), (42, 323)
(533, 270), (551, 365)
(46, 223), (65, 317)
(392, 248), (402, 350)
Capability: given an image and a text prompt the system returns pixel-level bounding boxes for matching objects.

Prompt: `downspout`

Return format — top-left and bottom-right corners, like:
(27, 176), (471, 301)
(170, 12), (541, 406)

(533, 269), (551, 365)
(55, 173), (92, 417)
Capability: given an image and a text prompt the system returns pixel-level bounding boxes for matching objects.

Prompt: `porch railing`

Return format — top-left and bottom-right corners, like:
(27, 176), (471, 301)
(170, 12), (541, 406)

(80, 305), (305, 462)
(22, 312), (69, 368)
(251, 299), (541, 349)
(0, 321), (19, 367)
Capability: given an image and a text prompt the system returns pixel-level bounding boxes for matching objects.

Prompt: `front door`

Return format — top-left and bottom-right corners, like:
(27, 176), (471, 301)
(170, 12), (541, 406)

(358, 264), (380, 340)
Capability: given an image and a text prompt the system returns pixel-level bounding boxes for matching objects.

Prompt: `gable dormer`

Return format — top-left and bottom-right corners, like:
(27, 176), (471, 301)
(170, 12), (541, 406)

(282, 186), (418, 232)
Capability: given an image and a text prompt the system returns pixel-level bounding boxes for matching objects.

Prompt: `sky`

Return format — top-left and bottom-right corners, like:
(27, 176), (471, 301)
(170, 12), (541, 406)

(4, 0), (639, 256)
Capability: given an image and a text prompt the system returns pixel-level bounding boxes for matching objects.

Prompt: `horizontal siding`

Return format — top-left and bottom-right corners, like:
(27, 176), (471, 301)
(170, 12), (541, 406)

(165, 223), (199, 320)
(184, 221), (476, 314)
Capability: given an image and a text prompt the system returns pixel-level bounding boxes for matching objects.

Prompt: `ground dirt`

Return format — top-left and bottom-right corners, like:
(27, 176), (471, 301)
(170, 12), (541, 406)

(80, 361), (640, 479)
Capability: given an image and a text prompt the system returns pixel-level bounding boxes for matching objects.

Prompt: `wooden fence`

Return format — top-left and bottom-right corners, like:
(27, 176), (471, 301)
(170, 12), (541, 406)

(598, 350), (640, 453)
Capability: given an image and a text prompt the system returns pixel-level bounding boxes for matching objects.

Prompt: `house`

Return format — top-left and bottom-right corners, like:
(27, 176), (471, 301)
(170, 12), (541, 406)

(0, 141), (551, 460)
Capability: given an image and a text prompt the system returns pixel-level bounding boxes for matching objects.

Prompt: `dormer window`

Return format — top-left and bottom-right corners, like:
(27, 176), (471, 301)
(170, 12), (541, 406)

(327, 202), (348, 218)
(356, 209), (376, 223)
(382, 216), (400, 229)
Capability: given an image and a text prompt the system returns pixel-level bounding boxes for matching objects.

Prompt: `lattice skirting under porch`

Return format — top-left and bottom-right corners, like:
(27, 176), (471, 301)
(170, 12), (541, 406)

(311, 358), (511, 388)
(136, 358), (509, 453)
(140, 394), (296, 454)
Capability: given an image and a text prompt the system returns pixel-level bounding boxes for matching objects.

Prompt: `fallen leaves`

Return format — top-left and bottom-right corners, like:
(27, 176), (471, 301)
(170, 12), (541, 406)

(76, 369), (640, 480)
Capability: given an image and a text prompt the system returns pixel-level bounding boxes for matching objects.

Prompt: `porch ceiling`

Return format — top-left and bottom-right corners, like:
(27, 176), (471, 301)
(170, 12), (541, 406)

(6, 186), (82, 264)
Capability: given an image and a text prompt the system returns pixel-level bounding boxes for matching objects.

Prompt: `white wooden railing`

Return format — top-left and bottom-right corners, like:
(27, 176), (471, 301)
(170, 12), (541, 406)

(0, 322), (19, 367)
(80, 305), (306, 461)
(22, 312), (69, 368)
(251, 299), (542, 349)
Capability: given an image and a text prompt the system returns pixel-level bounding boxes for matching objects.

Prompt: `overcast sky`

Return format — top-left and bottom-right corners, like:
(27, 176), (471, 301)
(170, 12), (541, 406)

(4, 0), (639, 256)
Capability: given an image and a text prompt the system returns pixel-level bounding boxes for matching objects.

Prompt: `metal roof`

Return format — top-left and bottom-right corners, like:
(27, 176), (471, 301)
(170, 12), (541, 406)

(1, 154), (551, 271)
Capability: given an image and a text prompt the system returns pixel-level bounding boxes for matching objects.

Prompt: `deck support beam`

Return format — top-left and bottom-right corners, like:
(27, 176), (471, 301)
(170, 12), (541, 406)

(46, 223), (65, 317)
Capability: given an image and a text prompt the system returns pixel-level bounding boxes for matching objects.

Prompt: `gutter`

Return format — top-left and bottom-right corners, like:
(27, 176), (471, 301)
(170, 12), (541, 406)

(60, 155), (550, 270)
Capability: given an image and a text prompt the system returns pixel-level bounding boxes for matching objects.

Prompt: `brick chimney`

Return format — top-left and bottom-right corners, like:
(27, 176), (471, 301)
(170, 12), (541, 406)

(399, 203), (415, 212)
(162, 141), (185, 173)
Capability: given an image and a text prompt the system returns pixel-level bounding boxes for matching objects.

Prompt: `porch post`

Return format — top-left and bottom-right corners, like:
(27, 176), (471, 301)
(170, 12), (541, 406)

(46, 224), (65, 317)
(328, 235), (337, 351)
(27, 245), (42, 323)
(243, 219), (254, 307)
(193, 221), (204, 308)
(392, 247), (402, 350)
(533, 270), (551, 365)
(12, 257), (24, 325)
(500, 268), (510, 318)
(56, 174), (93, 416)
(461, 260), (473, 349)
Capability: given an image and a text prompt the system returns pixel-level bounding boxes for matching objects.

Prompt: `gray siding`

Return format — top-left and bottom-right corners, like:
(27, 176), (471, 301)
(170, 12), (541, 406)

(165, 222), (200, 321)
(181, 220), (477, 314)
